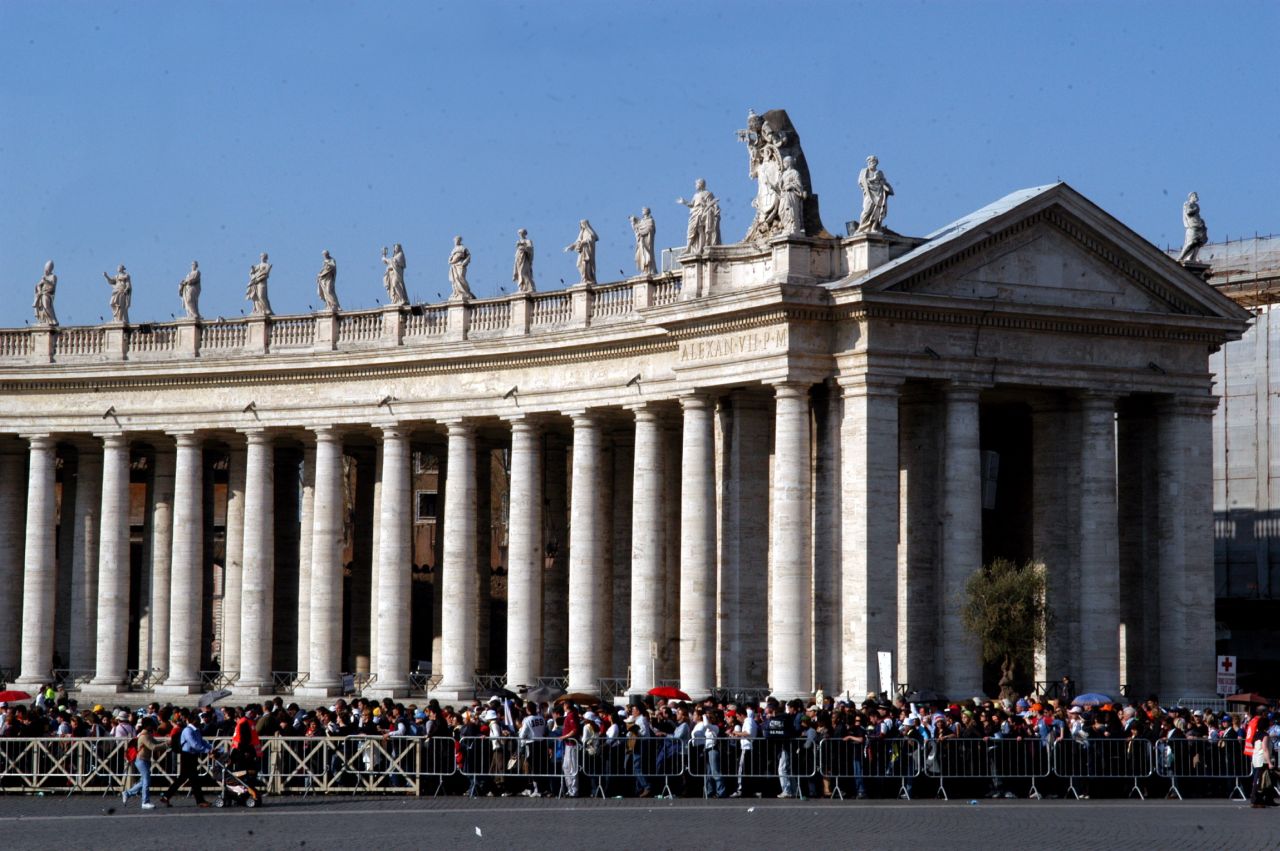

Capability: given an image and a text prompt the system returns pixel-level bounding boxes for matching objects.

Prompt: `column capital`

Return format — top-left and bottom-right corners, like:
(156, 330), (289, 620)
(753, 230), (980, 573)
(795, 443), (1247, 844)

(504, 414), (541, 435)
(168, 431), (203, 450)
(835, 374), (904, 399)
(564, 408), (604, 425)
(769, 379), (812, 400)
(375, 422), (410, 441)
(95, 432), (130, 449)
(625, 400), (666, 421)
(943, 380), (987, 400)
(20, 434), (56, 450)
(307, 425), (343, 442)
(442, 419), (475, 438)
(241, 428), (274, 446)
(1076, 390), (1118, 410)
(677, 392), (713, 411)
(1155, 394), (1218, 418)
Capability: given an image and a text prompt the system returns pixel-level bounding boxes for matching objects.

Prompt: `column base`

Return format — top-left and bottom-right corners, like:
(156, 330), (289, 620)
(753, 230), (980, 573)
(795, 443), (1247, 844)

(294, 683), (343, 699)
(154, 682), (202, 696)
(13, 675), (49, 689)
(86, 679), (128, 694)
(769, 689), (814, 704)
(363, 684), (409, 701)
(231, 681), (275, 697)
(430, 683), (476, 702)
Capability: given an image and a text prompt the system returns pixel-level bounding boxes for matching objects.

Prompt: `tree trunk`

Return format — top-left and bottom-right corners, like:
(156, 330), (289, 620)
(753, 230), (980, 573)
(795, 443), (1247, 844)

(998, 654), (1018, 702)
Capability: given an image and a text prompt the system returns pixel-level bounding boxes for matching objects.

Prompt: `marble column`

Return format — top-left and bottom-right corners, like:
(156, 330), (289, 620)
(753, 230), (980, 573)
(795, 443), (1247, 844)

(68, 444), (102, 673)
(237, 429), (276, 694)
(505, 416), (543, 689)
(1157, 397), (1216, 696)
(840, 377), (900, 700)
(541, 435), (569, 678)
(436, 421), (477, 699)
(294, 445), (315, 676)
(369, 443), (384, 674)
(940, 384), (984, 698)
(679, 394), (716, 696)
(1032, 399), (1078, 685)
(0, 446), (27, 674)
(610, 430), (633, 679)
(159, 433), (202, 693)
(628, 404), (665, 694)
(726, 392), (770, 689)
(661, 421), (682, 679)
(298, 427), (343, 696)
(813, 381), (843, 696)
(1077, 392), (1120, 696)
(90, 434), (132, 688)
(147, 447), (175, 677)
(221, 444), (245, 674)
(370, 425), (411, 696)
(896, 389), (940, 691)
(567, 411), (606, 692)
(770, 382), (813, 701)
(15, 435), (58, 687)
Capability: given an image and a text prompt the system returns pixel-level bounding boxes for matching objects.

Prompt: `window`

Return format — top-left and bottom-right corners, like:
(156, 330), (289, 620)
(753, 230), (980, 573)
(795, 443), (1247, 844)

(415, 490), (438, 524)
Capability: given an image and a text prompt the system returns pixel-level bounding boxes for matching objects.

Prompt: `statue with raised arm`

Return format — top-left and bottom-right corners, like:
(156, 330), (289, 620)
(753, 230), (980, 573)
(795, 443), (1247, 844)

(1178, 191), (1208, 264)
(448, 236), (472, 300)
(512, 229), (535, 293)
(33, 260), (58, 326)
(857, 155), (894, 234)
(179, 261), (202, 320)
(737, 108), (826, 239)
(382, 243), (408, 306)
(779, 157), (807, 236)
(564, 219), (599, 285)
(316, 250), (340, 312)
(630, 208), (657, 275)
(103, 264), (132, 324)
(677, 179), (722, 253)
(246, 252), (273, 316)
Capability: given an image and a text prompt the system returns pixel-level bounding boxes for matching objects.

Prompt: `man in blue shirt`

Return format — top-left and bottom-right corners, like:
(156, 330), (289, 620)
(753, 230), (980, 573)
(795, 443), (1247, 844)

(160, 709), (213, 807)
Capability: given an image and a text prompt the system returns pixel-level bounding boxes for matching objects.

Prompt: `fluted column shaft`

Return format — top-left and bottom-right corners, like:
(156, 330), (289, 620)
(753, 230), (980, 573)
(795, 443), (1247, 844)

(69, 446), (102, 672)
(164, 433), (203, 690)
(679, 395), (716, 696)
(437, 422), (477, 697)
(373, 426), (411, 693)
(567, 412), (606, 692)
(16, 436), (57, 687)
(238, 430), (275, 692)
(1078, 392), (1120, 695)
(91, 434), (132, 687)
(302, 428), (343, 694)
(940, 385), (983, 698)
(628, 406), (665, 694)
(221, 445), (246, 674)
(0, 447), (27, 673)
(770, 383), (813, 700)
(506, 418), (543, 688)
(148, 448), (176, 675)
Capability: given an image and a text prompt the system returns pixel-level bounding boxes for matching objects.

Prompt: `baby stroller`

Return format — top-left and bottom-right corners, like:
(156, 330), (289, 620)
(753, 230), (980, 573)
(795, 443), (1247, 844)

(207, 751), (262, 808)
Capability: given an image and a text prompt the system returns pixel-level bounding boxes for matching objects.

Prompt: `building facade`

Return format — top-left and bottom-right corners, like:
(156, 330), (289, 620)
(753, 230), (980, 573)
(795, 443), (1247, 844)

(0, 172), (1249, 703)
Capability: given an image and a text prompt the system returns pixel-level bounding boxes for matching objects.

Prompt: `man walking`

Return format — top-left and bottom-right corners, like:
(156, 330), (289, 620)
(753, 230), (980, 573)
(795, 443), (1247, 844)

(160, 709), (213, 808)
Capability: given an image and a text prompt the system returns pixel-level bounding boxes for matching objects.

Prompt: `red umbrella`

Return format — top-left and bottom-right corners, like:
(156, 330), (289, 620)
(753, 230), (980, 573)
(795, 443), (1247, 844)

(0, 690), (32, 702)
(647, 686), (691, 701)
(1226, 692), (1271, 705)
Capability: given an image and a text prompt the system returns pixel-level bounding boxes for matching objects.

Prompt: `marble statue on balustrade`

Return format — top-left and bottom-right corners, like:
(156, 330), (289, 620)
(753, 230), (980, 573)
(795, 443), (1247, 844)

(32, 260), (58, 326)
(103, 264), (132, 324)
(513, 229), (535, 293)
(630, 208), (657, 275)
(382, 243), (409, 306)
(179, 261), (201, 320)
(448, 236), (473, 301)
(317, 250), (340, 312)
(677, 179), (722, 254)
(856, 155), (894, 234)
(737, 108), (826, 240)
(1178, 191), (1208, 265)
(564, 219), (599, 285)
(246, 252), (273, 316)
(779, 157), (807, 236)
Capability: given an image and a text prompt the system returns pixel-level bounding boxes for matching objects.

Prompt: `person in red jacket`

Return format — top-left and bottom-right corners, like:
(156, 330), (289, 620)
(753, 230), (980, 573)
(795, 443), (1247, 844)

(231, 709), (262, 773)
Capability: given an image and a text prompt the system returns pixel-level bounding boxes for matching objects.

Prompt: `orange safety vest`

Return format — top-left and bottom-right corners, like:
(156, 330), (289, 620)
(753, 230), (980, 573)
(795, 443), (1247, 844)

(1242, 716), (1260, 756)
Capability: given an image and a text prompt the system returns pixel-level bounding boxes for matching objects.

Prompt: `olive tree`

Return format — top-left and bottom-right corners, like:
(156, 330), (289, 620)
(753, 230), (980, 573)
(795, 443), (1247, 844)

(961, 558), (1052, 701)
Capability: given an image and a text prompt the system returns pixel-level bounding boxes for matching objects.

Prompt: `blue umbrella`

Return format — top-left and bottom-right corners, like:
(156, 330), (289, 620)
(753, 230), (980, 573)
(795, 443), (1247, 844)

(1071, 693), (1116, 707)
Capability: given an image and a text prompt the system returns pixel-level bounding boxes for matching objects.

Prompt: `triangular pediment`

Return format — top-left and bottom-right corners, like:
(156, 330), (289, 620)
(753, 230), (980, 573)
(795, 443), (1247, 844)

(838, 183), (1250, 324)
(886, 219), (1183, 313)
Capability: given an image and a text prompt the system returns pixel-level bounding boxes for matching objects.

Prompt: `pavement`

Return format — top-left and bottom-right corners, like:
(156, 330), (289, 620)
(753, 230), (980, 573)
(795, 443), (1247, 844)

(0, 795), (1274, 850)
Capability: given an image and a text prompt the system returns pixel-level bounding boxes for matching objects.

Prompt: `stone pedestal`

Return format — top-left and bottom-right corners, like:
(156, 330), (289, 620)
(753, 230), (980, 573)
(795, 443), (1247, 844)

(104, 323), (127, 360)
(314, 312), (338, 351)
(842, 230), (918, 277)
(176, 320), (200, 357)
(446, 301), (470, 342)
(570, 284), (593, 326)
(381, 306), (404, 345)
(31, 327), (53, 362)
(247, 316), (268, 354)
(511, 295), (532, 335)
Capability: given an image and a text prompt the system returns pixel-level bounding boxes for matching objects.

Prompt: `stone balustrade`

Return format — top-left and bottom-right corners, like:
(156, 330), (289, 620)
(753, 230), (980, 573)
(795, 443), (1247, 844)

(7, 272), (681, 365)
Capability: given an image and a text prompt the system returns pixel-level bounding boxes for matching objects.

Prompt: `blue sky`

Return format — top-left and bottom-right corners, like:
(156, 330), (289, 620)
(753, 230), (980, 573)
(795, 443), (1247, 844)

(1, 1), (1276, 327)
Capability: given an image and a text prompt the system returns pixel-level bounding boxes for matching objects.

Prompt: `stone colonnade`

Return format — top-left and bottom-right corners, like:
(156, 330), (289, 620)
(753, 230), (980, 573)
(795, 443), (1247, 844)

(0, 378), (1216, 701)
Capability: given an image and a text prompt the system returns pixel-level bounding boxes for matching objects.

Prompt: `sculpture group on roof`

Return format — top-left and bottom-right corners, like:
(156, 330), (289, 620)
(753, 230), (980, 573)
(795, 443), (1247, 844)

(22, 107), (1216, 330)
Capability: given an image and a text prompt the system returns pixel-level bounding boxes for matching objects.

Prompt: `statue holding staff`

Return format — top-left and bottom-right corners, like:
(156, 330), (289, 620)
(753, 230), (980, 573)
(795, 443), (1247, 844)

(179, 261), (201, 320)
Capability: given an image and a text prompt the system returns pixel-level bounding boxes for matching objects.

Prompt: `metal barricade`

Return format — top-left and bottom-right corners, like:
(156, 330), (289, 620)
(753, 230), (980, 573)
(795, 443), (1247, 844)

(700, 737), (817, 799)
(1155, 738), (1250, 800)
(820, 737), (922, 800)
(271, 671), (309, 695)
(459, 735), (564, 797)
(924, 737), (1051, 800)
(0, 736), (231, 795)
(1051, 737), (1154, 799)
(1176, 697), (1229, 715)
(583, 735), (686, 799)
(684, 738), (735, 799)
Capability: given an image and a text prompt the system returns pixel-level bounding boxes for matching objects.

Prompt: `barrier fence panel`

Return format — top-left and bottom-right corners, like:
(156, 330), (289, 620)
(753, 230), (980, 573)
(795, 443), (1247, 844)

(584, 735), (686, 799)
(1155, 738), (1250, 801)
(458, 735), (566, 798)
(924, 738), (1052, 800)
(688, 737), (817, 799)
(1051, 738), (1154, 799)
(820, 738), (922, 800)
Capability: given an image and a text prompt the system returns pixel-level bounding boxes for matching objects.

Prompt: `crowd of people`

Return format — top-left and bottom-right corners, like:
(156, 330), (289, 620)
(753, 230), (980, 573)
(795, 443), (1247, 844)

(1, 684), (1276, 807)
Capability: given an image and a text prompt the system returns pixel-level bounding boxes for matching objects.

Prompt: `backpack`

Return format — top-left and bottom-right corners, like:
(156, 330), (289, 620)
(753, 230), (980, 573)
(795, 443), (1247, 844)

(125, 737), (139, 763)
